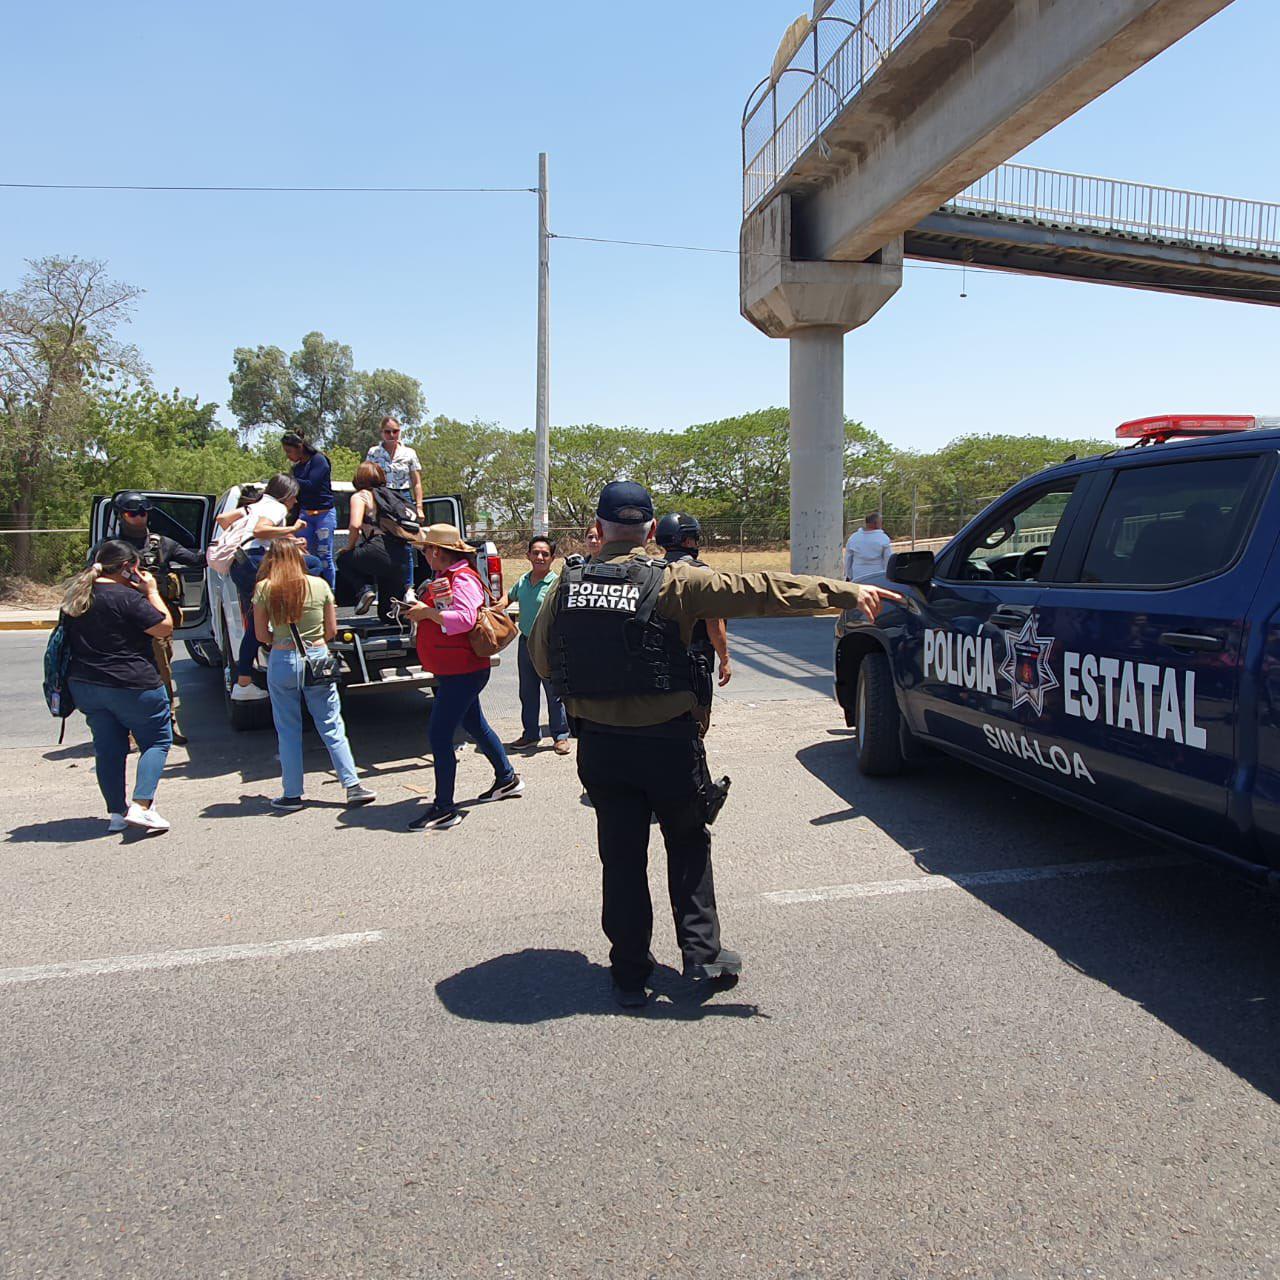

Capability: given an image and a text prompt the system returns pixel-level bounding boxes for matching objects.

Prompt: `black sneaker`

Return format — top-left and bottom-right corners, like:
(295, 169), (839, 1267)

(354, 587), (377, 616)
(270, 795), (305, 813)
(474, 773), (524, 803)
(611, 981), (649, 1010)
(409, 804), (463, 831)
(683, 948), (743, 981)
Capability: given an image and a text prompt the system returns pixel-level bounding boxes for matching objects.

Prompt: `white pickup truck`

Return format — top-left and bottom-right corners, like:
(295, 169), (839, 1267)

(90, 484), (503, 730)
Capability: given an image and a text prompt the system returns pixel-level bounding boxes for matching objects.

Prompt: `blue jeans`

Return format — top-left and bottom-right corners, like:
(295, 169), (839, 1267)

(266, 648), (360, 797)
(231, 546), (322, 678)
(429, 668), (514, 811)
(299, 509), (337, 587)
(68, 680), (172, 814)
(517, 635), (568, 740)
(390, 490), (419, 595)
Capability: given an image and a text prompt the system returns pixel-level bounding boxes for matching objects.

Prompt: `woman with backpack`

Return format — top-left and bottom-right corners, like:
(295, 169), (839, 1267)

(335, 461), (415, 622)
(402, 524), (521, 831)
(60, 539), (176, 834)
(251, 539), (376, 812)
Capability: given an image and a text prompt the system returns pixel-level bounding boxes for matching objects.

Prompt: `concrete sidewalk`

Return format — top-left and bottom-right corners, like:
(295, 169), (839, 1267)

(0, 608), (58, 631)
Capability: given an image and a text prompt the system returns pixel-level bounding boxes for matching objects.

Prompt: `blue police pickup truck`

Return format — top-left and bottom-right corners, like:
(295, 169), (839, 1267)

(834, 414), (1280, 889)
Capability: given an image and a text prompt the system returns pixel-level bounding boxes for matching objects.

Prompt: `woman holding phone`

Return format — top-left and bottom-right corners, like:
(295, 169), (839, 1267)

(61, 539), (177, 834)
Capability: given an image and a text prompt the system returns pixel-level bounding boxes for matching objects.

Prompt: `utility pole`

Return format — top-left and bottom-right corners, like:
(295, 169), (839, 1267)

(533, 152), (550, 536)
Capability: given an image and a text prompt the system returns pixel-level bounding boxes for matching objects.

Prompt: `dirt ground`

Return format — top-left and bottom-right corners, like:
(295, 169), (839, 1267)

(0, 576), (64, 609)
(499, 547), (792, 591)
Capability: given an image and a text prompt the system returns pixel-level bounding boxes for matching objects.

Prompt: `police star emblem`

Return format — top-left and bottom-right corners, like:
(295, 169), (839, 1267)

(999, 613), (1059, 716)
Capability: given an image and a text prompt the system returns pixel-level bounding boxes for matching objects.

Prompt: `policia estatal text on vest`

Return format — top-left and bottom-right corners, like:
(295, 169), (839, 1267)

(529, 481), (902, 1009)
(111, 493), (205, 744)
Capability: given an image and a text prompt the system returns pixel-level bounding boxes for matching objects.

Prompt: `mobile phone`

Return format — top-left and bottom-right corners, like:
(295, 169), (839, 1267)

(123, 568), (145, 587)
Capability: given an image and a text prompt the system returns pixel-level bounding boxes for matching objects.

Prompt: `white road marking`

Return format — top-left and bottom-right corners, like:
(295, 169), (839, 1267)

(0, 930), (385, 987)
(761, 854), (1184, 905)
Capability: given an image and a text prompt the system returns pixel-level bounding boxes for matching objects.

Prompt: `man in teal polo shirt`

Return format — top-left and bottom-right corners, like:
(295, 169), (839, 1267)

(499, 535), (571, 755)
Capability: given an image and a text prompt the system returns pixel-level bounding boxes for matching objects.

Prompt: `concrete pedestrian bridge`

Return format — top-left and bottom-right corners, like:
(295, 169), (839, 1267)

(738, 0), (1246, 571)
(915, 162), (1280, 305)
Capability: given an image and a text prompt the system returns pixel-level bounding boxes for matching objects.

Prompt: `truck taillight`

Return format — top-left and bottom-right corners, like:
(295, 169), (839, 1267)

(486, 554), (503, 597)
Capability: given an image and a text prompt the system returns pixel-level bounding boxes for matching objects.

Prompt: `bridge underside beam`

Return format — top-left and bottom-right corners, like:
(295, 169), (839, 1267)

(787, 0), (1234, 265)
(906, 211), (1280, 306)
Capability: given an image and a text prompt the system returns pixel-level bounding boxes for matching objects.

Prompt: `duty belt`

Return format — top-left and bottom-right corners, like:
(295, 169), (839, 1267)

(576, 714), (698, 740)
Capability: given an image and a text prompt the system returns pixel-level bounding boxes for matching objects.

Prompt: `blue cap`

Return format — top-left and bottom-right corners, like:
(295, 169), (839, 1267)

(596, 481), (654, 524)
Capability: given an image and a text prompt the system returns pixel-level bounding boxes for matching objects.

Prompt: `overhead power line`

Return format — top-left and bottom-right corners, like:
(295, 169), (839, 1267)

(0, 182), (535, 193)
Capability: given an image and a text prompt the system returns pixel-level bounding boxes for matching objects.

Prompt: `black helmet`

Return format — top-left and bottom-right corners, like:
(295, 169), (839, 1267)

(113, 491), (152, 516)
(655, 512), (701, 549)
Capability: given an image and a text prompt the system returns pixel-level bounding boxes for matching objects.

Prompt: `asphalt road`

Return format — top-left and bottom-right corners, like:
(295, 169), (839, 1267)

(3, 620), (1278, 1278)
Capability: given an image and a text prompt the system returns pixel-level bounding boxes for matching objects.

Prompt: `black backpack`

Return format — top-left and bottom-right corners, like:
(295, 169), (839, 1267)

(43, 613), (78, 743)
(370, 487), (420, 542)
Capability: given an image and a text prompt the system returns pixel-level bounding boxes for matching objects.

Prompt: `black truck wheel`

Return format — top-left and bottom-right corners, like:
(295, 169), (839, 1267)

(223, 644), (272, 732)
(855, 651), (904, 777)
(185, 639), (222, 668)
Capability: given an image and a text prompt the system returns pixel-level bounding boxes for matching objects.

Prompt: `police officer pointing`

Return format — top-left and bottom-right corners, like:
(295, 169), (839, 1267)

(528, 481), (902, 1009)
(111, 493), (205, 744)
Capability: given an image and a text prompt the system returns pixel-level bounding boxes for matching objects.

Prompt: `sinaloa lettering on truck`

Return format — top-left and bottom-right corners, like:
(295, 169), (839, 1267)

(982, 723), (1095, 783)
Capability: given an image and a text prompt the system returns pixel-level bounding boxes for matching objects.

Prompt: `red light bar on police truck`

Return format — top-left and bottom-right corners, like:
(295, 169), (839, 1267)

(1116, 414), (1278, 443)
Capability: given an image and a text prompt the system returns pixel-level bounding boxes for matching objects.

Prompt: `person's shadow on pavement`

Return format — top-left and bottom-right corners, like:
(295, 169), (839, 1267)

(435, 948), (765, 1023)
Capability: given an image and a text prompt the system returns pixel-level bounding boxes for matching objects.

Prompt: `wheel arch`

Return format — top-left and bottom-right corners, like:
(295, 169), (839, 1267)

(835, 629), (890, 727)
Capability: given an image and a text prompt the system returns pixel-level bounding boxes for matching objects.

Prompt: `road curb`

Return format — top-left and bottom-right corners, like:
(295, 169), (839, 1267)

(0, 619), (56, 631)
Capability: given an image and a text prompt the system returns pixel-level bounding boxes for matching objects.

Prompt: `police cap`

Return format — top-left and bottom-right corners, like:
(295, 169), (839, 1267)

(114, 491), (153, 515)
(596, 480), (654, 524)
(655, 512), (701, 548)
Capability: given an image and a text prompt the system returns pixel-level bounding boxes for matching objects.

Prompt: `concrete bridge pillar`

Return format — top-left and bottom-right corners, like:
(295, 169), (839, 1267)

(741, 194), (902, 574)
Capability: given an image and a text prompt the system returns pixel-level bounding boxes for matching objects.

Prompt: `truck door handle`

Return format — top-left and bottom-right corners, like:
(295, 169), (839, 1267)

(1159, 631), (1225, 653)
(989, 608), (1031, 629)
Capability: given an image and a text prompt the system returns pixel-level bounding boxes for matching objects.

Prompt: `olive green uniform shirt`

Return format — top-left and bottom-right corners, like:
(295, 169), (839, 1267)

(527, 542), (873, 728)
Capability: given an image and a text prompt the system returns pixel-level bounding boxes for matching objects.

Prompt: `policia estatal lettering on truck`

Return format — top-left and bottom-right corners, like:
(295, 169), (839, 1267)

(109, 492), (205, 744)
(529, 481), (900, 1010)
(835, 411), (1280, 890)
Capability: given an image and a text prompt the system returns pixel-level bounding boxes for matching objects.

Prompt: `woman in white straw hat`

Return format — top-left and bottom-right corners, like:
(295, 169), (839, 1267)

(402, 524), (522, 830)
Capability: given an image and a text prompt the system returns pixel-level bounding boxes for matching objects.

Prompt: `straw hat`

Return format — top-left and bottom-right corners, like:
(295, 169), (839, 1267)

(420, 522), (472, 554)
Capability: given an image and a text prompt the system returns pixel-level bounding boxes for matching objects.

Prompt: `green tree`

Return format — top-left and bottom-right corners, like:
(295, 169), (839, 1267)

(0, 256), (146, 573)
(227, 331), (423, 451)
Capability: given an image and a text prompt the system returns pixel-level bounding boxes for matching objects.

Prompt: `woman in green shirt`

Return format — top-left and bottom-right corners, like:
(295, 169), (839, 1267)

(252, 540), (376, 811)
(498, 535), (570, 754)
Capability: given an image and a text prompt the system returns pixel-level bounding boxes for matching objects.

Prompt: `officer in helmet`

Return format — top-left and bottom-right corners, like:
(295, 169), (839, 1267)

(528, 480), (902, 1009)
(655, 512), (730, 737)
(111, 492), (205, 744)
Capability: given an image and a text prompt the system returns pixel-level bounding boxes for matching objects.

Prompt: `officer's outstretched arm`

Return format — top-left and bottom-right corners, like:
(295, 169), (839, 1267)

(660, 564), (902, 623)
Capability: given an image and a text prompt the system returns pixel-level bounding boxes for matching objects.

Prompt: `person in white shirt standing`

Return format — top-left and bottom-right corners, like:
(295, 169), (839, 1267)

(366, 416), (425, 597)
(844, 512), (893, 581)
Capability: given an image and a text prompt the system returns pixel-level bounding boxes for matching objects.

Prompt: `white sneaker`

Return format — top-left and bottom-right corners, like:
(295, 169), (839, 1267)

(125, 803), (170, 834)
(107, 813), (127, 833)
(230, 682), (269, 702)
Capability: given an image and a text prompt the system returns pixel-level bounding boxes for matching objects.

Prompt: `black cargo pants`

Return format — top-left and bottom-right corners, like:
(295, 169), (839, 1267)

(576, 718), (721, 990)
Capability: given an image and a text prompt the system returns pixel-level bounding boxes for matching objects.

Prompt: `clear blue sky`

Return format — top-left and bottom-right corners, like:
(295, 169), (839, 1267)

(3, 1), (1277, 452)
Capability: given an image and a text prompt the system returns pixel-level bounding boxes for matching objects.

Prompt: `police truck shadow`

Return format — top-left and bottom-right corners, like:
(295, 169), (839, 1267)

(436, 948), (764, 1023)
(796, 736), (1280, 1103)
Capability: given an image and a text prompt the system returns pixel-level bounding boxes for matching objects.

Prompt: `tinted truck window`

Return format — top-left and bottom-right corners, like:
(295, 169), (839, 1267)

(1080, 456), (1260, 586)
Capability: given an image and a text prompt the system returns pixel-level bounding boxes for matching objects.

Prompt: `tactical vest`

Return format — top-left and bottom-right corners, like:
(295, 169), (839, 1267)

(548, 556), (694, 701)
(664, 550), (713, 656)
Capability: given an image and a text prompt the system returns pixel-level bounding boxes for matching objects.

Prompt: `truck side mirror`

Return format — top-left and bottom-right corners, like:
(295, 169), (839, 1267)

(887, 550), (934, 587)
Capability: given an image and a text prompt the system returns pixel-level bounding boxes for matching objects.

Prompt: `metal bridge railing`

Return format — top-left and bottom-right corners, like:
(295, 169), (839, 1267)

(945, 163), (1280, 256)
(742, 0), (943, 215)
